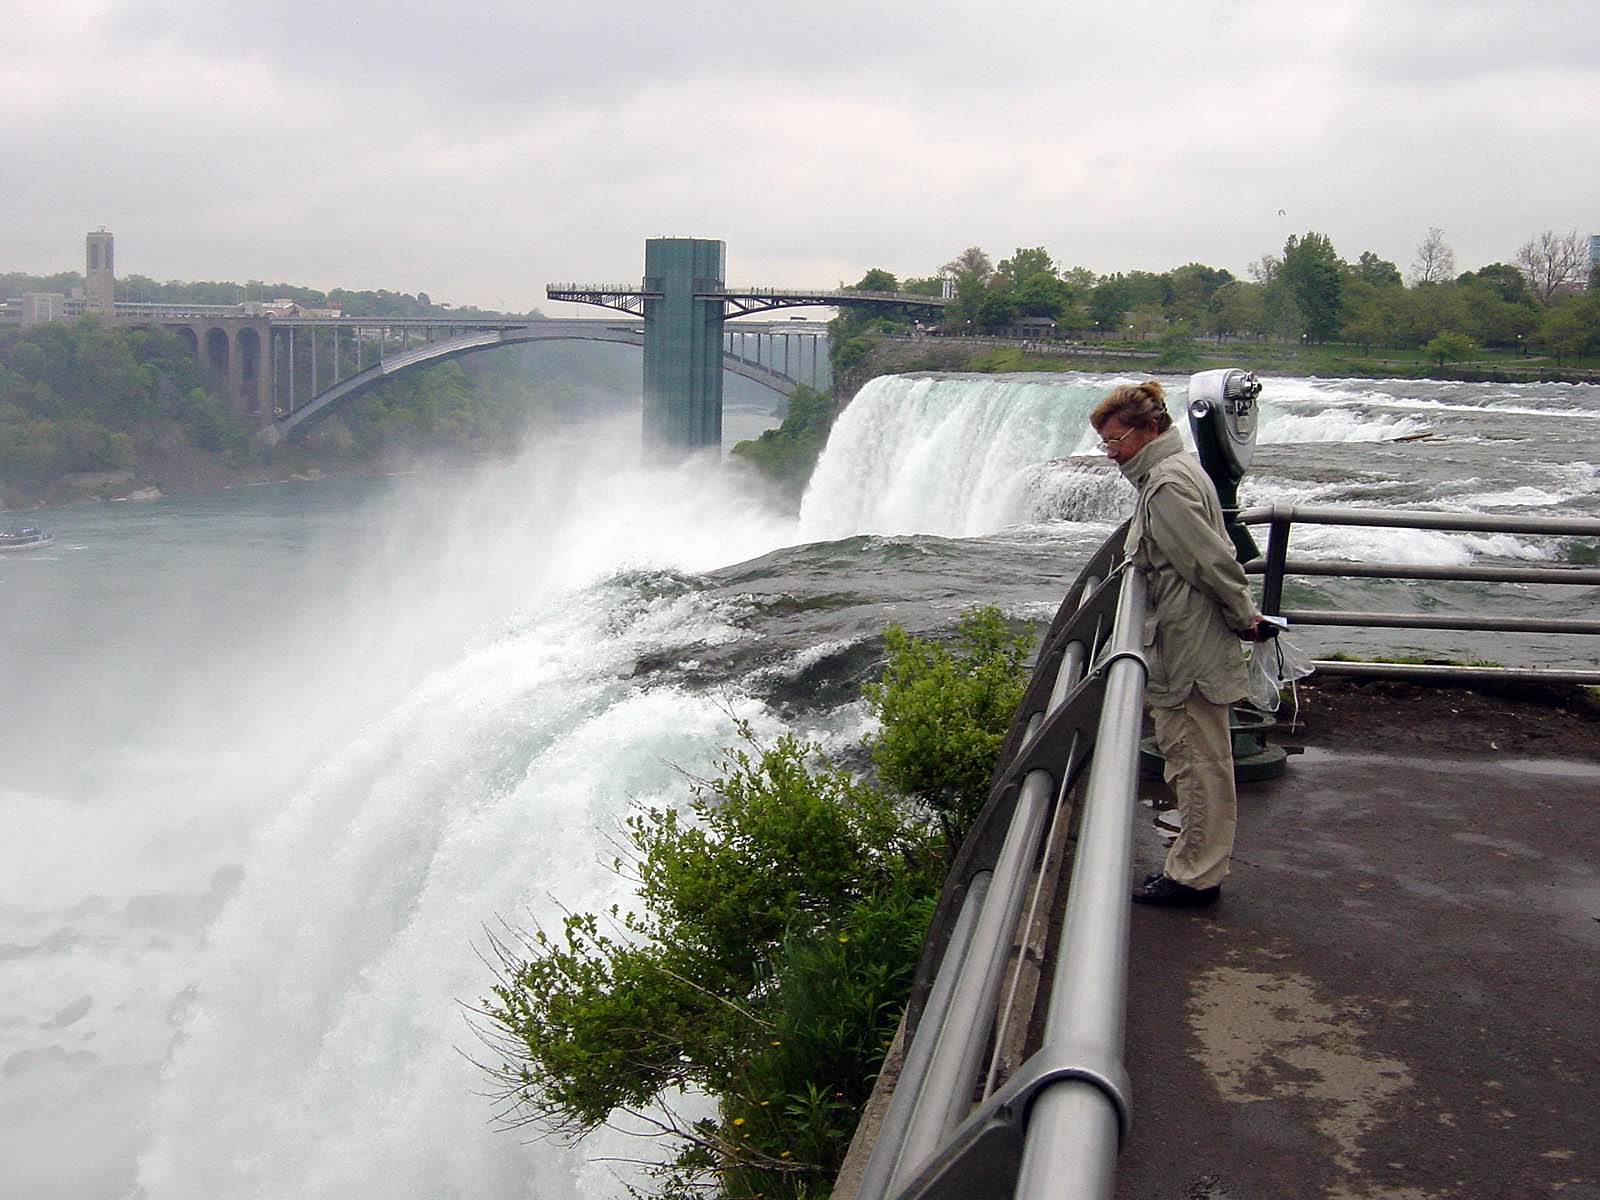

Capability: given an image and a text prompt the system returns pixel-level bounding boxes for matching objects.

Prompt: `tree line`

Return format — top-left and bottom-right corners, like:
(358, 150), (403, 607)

(838, 227), (1600, 366)
(0, 315), (581, 507)
(0, 269), (528, 321)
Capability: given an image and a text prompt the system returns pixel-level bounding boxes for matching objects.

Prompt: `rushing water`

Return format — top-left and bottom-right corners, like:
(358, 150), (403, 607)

(3, 373), (1597, 1199)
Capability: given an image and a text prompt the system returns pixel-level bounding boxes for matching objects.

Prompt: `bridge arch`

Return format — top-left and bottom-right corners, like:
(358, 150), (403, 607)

(204, 327), (230, 392)
(237, 326), (264, 414)
(267, 321), (823, 441)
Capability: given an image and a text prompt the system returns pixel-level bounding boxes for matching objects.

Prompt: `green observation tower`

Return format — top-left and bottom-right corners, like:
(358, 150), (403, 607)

(643, 237), (727, 452)
(548, 239), (949, 457)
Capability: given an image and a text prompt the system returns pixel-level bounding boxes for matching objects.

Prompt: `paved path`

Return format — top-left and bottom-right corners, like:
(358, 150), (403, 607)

(1119, 744), (1600, 1199)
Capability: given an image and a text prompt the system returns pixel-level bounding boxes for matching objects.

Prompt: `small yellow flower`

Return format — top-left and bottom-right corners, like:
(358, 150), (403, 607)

(770, 1039), (782, 1047)
(732, 1117), (745, 1127)
(759, 1100), (770, 1107)
(837, 934), (850, 943)
(780, 1150), (792, 1159)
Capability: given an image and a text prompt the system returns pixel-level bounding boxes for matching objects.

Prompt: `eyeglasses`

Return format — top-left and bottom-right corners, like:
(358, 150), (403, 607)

(1100, 429), (1140, 449)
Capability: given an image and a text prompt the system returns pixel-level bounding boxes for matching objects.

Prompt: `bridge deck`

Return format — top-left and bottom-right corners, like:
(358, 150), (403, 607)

(1116, 680), (1599, 1199)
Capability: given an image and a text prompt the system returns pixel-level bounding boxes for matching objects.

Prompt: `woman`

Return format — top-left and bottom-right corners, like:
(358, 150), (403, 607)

(1089, 380), (1265, 906)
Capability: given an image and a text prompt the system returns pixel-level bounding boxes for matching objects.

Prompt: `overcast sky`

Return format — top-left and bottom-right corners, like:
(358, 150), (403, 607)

(4, 0), (1596, 315)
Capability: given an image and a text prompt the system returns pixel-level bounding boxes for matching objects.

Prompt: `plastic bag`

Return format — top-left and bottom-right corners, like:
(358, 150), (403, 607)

(1244, 634), (1315, 712)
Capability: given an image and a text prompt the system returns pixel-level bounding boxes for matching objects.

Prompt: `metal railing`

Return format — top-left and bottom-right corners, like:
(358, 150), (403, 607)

(1241, 505), (1600, 685)
(847, 523), (1144, 1200)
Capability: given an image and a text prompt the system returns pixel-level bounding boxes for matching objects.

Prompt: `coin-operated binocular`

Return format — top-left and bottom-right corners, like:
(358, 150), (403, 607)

(1186, 368), (1262, 562)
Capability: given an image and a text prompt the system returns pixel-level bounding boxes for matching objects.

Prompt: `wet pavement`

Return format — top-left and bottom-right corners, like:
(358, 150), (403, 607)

(1119, 745), (1600, 1200)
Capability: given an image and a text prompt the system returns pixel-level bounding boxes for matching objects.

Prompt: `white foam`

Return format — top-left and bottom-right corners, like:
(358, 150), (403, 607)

(1285, 523), (1553, 565)
(797, 375), (1108, 539)
(1257, 407), (1431, 443)
(136, 579), (780, 1199)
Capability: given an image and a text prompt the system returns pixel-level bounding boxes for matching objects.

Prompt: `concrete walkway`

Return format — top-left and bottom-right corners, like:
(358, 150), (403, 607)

(1119, 744), (1600, 1199)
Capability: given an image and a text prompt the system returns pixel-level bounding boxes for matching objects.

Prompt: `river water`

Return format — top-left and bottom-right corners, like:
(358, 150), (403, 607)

(3, 372), (1596, 1199)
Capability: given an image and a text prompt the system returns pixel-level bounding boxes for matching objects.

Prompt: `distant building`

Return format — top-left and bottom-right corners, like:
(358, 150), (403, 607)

(20, 293), (67, 326)
(1590, 234), (1599, 283)
(85, 229), (115, 312)
(0, 232), (344, 325)
(240, 298), (342, 318)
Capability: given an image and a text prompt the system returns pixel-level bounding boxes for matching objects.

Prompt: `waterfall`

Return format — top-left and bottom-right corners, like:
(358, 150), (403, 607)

(86, 430), (808, 1200)
(796, 374), (1113, 540)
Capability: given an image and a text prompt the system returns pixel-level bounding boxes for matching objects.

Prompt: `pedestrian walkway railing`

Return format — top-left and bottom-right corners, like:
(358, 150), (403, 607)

(840, 503), (1600, 1200)
(1240, 505), (1600, 686)
(843, 522), (1146, 1200)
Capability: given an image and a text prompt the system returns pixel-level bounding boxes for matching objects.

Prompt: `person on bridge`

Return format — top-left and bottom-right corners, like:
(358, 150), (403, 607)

(1090, 380), (1266, 907)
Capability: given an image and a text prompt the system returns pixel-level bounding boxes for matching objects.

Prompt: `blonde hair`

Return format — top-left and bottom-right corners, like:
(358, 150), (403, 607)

(1089, 380), (1173, 434)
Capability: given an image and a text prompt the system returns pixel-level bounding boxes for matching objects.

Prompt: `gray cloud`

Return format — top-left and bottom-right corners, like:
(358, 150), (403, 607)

(4, 0), (1596, 310)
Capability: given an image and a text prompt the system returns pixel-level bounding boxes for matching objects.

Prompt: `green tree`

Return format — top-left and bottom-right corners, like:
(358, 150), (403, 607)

(1396, 283), (1461, 348)
(1534, 294), (1600, 365)
(972, 285), (1019, 332)
(847, 268), (900, 294)
(1351, 251), (1403, 288)
(1340, 279), (1403, 350)
(942, 246), (994, 283)
(1458, 262), (1531, 305)
(1453, 274), (1537, 349)
(996, 246), (1055, 286)
(1208, 280), (1263, 343)
(1424, 330), (1477, 367)
(1166, 263), (1235, 326)
(1279, 231), (1345, 342)
(1088, 275), (1133, 333)
(1008, 272), (1064, 317)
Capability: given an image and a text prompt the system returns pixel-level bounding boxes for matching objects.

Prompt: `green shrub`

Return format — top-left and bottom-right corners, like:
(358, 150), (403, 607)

(481, 725), (940, 1198)
(480, 607), (1034, 1197)
(729, 386), (838, 497)
(863, 606), (1033, 848)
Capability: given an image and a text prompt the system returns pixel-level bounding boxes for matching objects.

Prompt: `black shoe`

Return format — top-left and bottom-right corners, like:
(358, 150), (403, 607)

(1141, 870), (1166, 889)
(1132, 874), (1221, 907)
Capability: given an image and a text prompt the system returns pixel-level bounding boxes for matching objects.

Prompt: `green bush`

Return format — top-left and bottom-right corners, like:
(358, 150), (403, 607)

(729, 386), (838, 497)
(481, 607), (1035, 1198)
(482, 726), (940, 1198)
(863, 607), (1034, 848)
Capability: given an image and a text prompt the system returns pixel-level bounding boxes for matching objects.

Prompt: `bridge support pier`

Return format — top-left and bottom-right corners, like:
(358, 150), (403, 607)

(642, 237), (725, 454)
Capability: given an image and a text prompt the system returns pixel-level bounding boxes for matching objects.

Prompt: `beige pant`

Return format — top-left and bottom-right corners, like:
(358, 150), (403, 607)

(1152, 692), (1237, 890)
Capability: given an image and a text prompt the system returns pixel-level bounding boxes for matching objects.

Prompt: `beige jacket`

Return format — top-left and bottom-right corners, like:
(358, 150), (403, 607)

(1120, 428), (1257, 707)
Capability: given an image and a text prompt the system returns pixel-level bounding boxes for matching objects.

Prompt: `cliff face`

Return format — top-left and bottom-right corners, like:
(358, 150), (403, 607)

(834, 339), (982, 406)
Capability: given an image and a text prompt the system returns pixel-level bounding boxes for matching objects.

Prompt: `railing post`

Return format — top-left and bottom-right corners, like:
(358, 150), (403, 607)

(1261, 509), (1291, 616)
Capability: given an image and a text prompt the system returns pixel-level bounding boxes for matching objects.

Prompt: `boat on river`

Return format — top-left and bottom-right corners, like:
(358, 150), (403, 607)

(0, 526), (54, 551)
